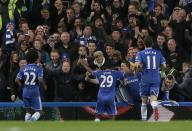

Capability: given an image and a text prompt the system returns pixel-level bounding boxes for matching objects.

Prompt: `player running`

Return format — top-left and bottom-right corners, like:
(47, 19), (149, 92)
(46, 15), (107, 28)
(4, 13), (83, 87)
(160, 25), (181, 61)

(135, 36), (166, 121)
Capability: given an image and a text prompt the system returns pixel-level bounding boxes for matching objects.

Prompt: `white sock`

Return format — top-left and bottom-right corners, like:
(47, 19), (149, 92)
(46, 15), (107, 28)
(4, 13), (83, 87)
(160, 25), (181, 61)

(31, 112), (41, 121)
(141, 104), (147, 120)
(25, 113), (31, 121)
(151, 101), (158, 109)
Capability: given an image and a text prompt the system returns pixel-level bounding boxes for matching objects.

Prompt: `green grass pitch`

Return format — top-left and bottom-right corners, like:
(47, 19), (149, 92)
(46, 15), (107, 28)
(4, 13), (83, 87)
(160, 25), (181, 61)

(0, 121), (192, 131)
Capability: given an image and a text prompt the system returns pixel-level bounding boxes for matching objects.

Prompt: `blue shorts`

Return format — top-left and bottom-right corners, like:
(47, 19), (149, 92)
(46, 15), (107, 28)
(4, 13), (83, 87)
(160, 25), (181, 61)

(96, 97), (116, 116)
(23, 96), (42, 111)
(140, 82), (160, 97)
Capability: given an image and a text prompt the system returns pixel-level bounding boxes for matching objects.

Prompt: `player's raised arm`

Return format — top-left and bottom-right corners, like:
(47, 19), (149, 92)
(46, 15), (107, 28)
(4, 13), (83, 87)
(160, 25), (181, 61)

(78, 58), (93, 73)
(85, 72), (99, 85)
(135, 52), (143, 73)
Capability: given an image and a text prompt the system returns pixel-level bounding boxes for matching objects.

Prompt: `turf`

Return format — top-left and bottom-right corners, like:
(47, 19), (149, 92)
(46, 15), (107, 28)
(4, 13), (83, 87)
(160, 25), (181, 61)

(0, 121), (192, 131)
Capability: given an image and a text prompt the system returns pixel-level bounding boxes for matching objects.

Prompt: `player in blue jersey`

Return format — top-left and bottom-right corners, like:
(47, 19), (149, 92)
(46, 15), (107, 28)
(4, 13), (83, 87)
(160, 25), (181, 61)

(120, 60), (141, 104)
(135, 36), (166, 121)
(15, 50), (47, 122)
(80, 59), (124, 122)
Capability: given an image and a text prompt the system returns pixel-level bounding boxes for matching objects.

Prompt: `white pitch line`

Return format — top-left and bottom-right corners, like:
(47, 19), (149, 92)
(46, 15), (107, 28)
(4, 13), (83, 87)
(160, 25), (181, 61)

(9, 127), (23, 131)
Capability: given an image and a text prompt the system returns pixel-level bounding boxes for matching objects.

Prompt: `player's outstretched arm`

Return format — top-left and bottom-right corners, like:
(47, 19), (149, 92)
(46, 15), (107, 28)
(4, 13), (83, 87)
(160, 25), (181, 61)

(39, 78), (47, 90)
(78, 58), (93, 73)
(15, 78), (22, 88)
(161, 63), (167, 71)
(85, 72), (99, 85)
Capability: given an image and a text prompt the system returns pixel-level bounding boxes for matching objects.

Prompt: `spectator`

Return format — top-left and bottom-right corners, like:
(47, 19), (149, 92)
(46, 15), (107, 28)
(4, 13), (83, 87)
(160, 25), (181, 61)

(44, 50), (62, 101)
(10, 57), (27, 101)
(79, 25), (97, 47)
(87, 40), (97, 57)
(54, 60), (77, 119)
(177, 61), (192, 101)
(56, 32), (78, 63)
(153, 33), (167, 58)
(4, 22), (16, 53)
(32, 39), (50, 64)
(0, 46), (9, 101)
(159, 75), (180, 101)
(69, 17), (83, 41)
(166, 38), (184, 71)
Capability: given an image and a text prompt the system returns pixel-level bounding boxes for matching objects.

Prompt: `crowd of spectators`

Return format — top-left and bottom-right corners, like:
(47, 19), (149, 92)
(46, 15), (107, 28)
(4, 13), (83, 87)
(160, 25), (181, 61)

(0, 0), (192, 103)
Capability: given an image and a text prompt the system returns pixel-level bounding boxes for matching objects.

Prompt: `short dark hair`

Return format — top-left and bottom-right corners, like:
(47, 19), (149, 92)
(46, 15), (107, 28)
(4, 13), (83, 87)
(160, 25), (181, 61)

(121, 60), (131, 68)
(157, 33), (166, 39)
(166, 74), (174, 80)
(26, 49), (39, 64)
(105, 43), (115, 49)
(144, 36), (153, 47)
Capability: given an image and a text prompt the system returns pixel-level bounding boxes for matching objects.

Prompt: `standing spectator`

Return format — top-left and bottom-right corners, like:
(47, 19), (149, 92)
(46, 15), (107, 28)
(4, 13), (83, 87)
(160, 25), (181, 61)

(88, 1), (108, 23)
(169, 8), (187, 51)
(105, 43), (115, 62)
(0, 46), (9, 101)
(54, 60), (77, 120)
(56, 32), (78, 63)
(166, 39), (184, 71)
(87, 40), (97, 57)
(79, 25), (97, 47)
(153, 33), (167, 58)
(163, 25), (174, 40)
(7, 51), (19, 94)
(18, 40), (29, 58)
(33, 39), (50, 64)
(44, 50), (62, 101)
(177, 61), (192, 101)
(69, 17), (83, 41)
(110, 29), (126, 59)
(72, 45), (94, 101)
(10, 57), (27, 101)
(4, 22), (16, 53)
(65, 8), (76, 31)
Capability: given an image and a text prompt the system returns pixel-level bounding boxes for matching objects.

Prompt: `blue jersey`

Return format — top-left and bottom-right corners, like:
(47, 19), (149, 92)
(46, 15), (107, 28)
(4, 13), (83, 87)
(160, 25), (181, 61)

(92, 70), (124, 99)
(124, 74), (141, 103)
(135, 48), (166, 83)
(17, 64), (43, 98)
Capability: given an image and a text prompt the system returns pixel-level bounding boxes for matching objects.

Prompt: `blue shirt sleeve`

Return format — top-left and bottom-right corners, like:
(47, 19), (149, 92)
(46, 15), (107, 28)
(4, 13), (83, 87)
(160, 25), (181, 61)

(37, 67), (43, 79)
(135, 52), (142, 63)
(16, 68), (23, 80)
(92, 70), (101, 77)
(116, 71), (124, 80)
(160, 53), (166, 65)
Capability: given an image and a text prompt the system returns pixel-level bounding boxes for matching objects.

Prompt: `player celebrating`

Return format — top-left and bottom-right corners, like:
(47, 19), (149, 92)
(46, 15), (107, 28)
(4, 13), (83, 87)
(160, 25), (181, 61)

(15, 50), (47, 122)
(135, 36), (166, 121)
(80, 59), (124, 122)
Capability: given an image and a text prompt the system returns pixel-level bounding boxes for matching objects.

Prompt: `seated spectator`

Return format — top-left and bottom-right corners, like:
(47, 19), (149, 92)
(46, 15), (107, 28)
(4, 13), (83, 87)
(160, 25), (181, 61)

(159, 75), (180, 101)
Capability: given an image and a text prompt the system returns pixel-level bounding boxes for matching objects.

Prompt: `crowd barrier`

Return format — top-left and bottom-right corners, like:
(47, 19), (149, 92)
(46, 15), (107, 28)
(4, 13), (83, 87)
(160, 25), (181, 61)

(0, 102), (192, 107)
(0, 102), (192, 121)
